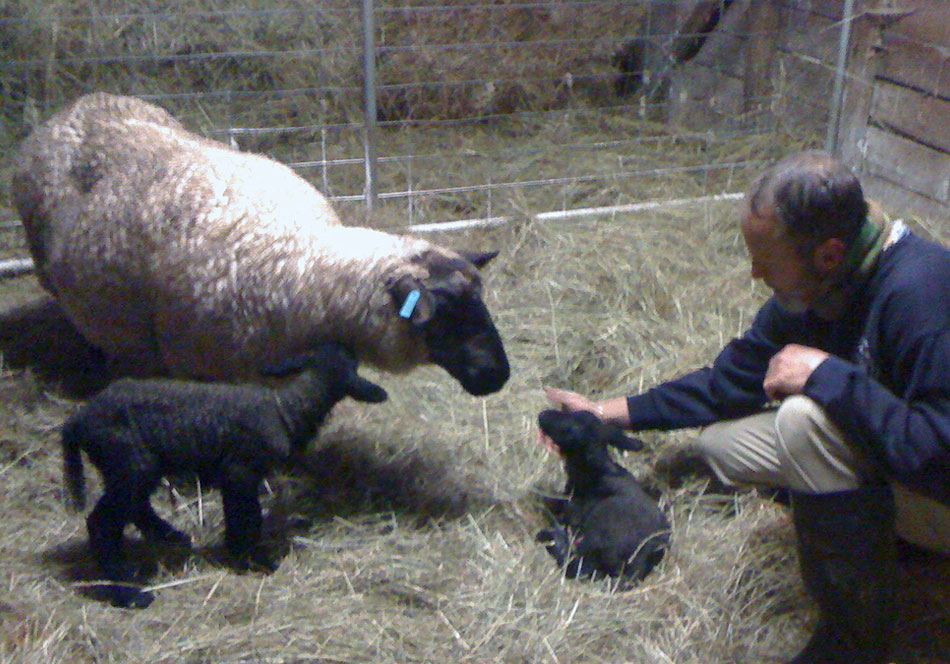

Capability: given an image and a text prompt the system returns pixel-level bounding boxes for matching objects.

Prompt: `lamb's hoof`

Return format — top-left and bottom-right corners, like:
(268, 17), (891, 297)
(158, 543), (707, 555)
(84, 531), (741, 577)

(107, 584), (154, 609)
(155, 528), (192, 547)
(229, 550), (279, 575)
(536, 528), (570, 566)
(249, 551), (279, 574)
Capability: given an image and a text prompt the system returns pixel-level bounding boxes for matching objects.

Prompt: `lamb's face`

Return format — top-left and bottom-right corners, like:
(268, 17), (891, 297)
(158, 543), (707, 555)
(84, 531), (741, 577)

(538, 409), (644, 459)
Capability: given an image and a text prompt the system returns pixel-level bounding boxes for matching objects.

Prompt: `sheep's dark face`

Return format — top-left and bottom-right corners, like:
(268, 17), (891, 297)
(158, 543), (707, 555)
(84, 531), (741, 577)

(419, 287), (509, 396)
(538, 409), (644, 460)
(390, 250), (510, 396)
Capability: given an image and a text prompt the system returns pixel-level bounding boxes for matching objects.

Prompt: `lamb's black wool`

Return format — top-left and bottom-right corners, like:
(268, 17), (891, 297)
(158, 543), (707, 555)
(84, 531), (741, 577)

(61, 342), (386, 609)
(536, 409), (670, 584)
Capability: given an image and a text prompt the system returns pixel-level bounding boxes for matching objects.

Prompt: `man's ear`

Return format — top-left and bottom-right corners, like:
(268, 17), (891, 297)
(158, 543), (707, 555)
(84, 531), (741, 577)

(814, 238), (847, 277)
(387, 275), (436, 325)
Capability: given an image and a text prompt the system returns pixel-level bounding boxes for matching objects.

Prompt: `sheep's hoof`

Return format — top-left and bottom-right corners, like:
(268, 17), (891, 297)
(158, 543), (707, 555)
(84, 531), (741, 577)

(107, 584), (154, 609)
(228, 550), (279, 575)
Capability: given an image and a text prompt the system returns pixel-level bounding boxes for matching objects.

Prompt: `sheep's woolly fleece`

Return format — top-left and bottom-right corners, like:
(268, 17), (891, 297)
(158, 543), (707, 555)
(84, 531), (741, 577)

(12, 92), (483, 380)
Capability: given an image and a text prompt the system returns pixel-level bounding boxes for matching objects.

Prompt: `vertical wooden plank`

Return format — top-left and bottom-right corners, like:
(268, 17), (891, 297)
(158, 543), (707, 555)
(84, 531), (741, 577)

(742, 0), (780, 114)
(835, 2), (882, 167)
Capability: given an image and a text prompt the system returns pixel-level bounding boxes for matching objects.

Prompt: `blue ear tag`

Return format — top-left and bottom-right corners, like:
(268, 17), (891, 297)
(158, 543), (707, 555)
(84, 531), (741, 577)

(399, 290), (421, 319)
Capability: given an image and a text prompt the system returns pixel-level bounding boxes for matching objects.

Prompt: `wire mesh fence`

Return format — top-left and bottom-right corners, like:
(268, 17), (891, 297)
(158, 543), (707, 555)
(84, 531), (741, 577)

(0, 0), (855, 234)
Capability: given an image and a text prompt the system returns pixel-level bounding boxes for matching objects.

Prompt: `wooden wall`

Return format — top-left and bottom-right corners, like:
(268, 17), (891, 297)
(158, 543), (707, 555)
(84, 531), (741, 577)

(666, 0), (845, 135)
(664, 0), (950, 222)
(836, 0), (950, 221)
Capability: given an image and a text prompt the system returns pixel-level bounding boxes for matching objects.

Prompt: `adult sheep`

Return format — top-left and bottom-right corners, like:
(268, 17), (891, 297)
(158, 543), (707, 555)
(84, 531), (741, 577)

(12, 92), (510, 395)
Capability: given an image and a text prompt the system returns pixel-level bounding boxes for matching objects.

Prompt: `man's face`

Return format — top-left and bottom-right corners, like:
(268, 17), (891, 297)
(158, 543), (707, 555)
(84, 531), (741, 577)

(740, 202), (825, 314)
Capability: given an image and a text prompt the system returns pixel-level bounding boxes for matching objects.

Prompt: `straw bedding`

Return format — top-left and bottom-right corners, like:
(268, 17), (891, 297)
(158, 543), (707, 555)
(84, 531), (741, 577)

(0, 192), (947, 663)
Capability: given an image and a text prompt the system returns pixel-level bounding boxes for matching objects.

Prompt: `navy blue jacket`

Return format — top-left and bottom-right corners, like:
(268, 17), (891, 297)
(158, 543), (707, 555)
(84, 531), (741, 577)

(626, 227), (950, 503)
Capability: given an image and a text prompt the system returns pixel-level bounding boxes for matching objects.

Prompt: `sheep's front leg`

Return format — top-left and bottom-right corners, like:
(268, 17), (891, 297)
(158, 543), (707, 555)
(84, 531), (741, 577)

(220, 466), (276, 573)
(87, 488), (154, 609)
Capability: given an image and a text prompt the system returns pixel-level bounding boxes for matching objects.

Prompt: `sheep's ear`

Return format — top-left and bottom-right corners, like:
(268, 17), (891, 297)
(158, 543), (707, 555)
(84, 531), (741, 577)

(457, 250), (498, 269)
(388, 275), (436, 325)
(604, 425), (645, 452)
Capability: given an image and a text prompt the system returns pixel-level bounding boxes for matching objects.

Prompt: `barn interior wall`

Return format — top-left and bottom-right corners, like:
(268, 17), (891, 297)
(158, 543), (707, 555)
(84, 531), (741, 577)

(667, 0), (950, 221)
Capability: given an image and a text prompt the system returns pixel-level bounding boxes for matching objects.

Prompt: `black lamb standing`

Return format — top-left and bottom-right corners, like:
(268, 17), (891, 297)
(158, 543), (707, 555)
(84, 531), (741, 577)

(536, 409), (670, 584)
(61, 342), (387, 609)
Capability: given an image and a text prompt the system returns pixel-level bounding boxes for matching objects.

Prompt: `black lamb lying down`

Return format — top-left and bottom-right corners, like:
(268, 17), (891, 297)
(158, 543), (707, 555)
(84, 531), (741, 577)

(61, 342), (387, 609)
(536, 409), (670, 584)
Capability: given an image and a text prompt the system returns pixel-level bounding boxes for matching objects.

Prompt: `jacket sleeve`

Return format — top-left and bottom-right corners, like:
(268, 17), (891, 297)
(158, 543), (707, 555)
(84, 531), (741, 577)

(803, 330), (950, 480)
(626, 298), (802, 431)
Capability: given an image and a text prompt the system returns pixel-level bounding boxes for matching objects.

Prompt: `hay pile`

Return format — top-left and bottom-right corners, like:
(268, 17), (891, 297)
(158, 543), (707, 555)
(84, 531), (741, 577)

(372, 1), (648, 121)
(0, 0), (649, 153)
(2, 192), (948, 664)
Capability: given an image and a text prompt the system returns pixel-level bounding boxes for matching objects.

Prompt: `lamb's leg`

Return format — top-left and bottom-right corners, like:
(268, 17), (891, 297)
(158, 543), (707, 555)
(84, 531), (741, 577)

(564, 553), (603, 579)
(220, 466), (276, 573)
(86, 486), (154, 609)
(128, 473), (190, 545)
(132, 497), (191, 546)
(536, 526), (571, 567)
(565, 536), (606, 579)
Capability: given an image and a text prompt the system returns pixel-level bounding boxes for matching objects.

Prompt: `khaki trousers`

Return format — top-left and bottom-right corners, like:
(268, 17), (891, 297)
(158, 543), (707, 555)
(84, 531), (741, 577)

(696, 395), (950, 555)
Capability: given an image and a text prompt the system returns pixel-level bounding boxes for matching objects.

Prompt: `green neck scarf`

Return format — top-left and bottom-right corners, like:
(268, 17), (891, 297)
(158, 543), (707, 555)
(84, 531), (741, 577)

(811, 214), (889, 319)
(839, 216), (887, 283)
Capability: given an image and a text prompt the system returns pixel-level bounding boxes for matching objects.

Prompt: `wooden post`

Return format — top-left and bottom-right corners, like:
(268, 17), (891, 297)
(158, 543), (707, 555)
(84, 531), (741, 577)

(742, 0), (779, 116)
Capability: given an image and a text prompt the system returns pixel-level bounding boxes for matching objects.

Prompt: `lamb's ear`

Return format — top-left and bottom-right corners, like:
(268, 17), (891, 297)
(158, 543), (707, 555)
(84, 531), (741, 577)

(604, 425), (645, 452)
(387, 275), (436, 325)
(344, 374), (388, 404)
(457, 250), (498, 269)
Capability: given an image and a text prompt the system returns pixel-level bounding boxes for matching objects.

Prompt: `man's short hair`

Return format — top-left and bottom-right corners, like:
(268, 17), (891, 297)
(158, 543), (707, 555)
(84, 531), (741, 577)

(748, 150), (869, 249)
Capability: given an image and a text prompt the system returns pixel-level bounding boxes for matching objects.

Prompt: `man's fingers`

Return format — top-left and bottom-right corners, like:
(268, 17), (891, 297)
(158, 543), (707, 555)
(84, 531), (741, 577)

(536, 429), (560, 455)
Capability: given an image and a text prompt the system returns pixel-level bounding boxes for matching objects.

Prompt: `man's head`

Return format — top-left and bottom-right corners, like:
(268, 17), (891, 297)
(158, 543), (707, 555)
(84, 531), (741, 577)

(741, 151), (870, 313)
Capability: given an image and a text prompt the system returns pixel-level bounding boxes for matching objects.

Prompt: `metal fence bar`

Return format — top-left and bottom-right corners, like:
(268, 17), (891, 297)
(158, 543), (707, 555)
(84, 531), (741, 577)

(408, 191), (746, 233)
(362, 0), (379, 212)
(826, 0), (857, 153)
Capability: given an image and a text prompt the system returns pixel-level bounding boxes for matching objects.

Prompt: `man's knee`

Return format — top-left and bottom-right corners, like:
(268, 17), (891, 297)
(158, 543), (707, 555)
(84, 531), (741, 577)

(774, 395), (864, 493)
(694, 410), (784, 487)
(774, 395), (827, 452)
